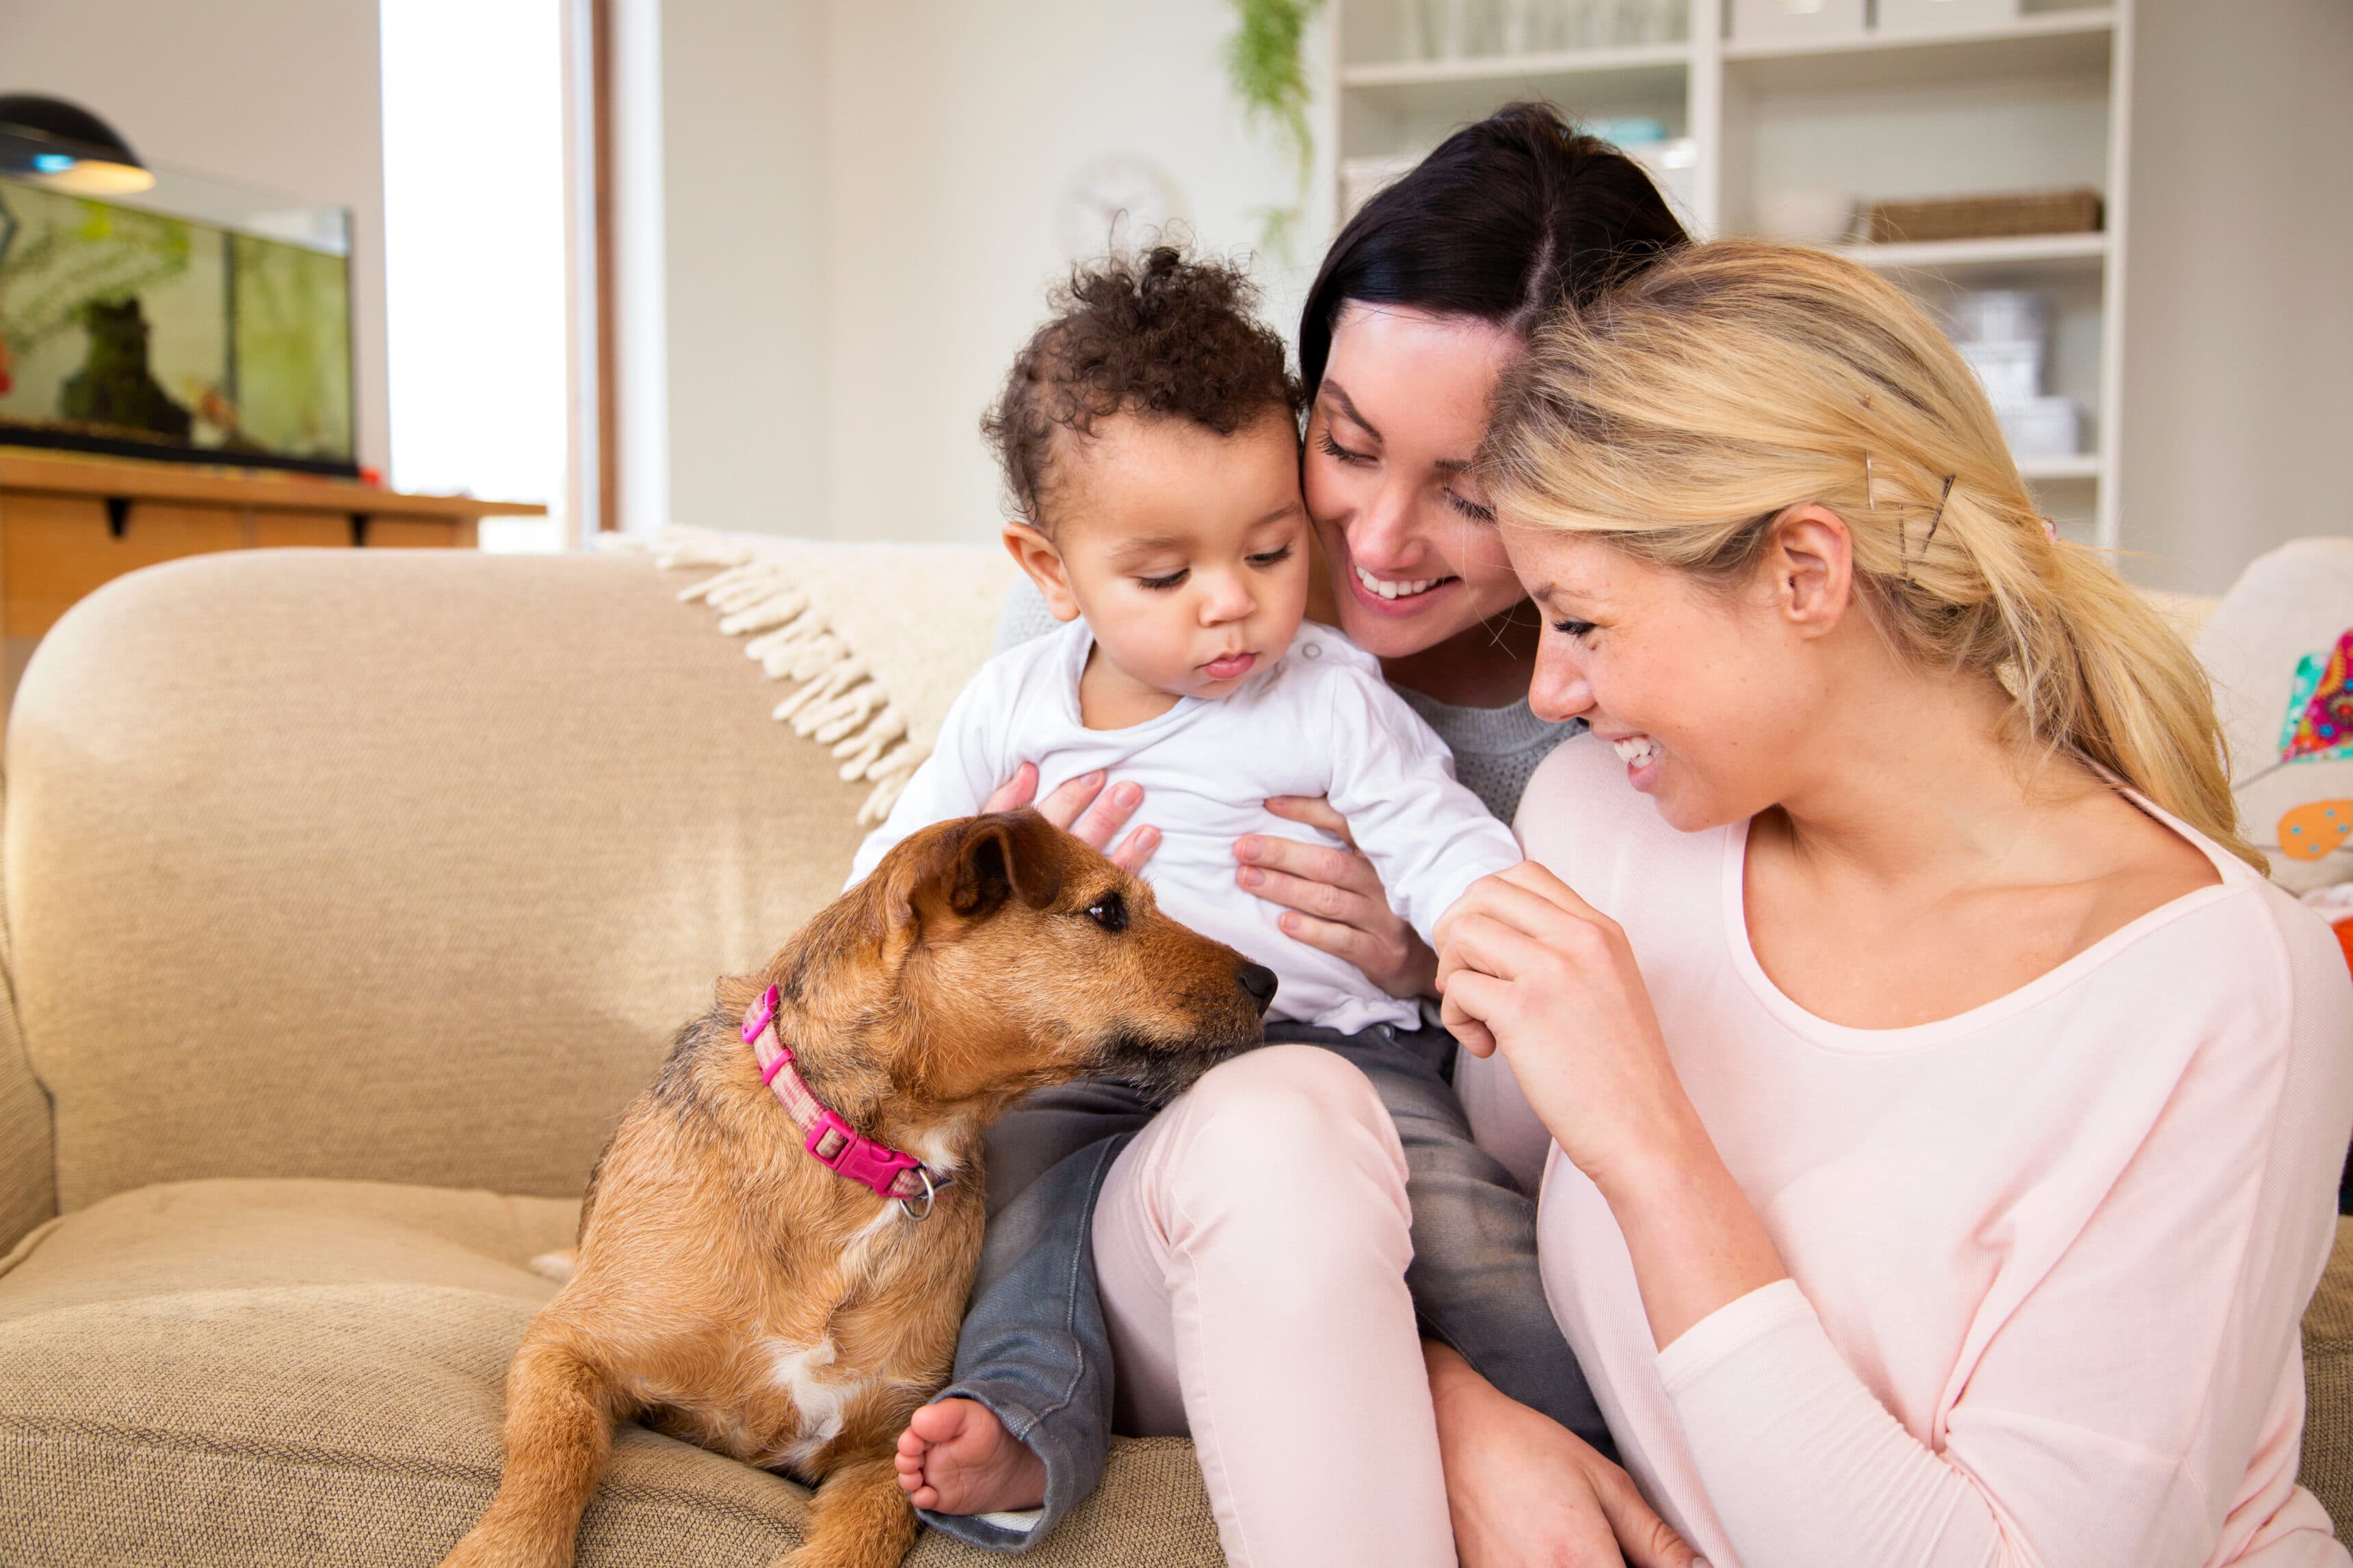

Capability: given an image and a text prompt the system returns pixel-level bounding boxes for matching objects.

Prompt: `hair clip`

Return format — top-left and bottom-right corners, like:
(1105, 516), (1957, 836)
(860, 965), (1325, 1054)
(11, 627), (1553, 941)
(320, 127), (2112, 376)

(1898, 473), (1959, 586)
(1920, 474), (1957, 556)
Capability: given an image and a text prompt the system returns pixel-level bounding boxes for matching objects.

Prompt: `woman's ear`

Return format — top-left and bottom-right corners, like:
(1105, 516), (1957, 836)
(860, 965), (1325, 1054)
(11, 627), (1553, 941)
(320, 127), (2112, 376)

(1765, 505), (1854, 639)
(1001, 522), (1083, 622)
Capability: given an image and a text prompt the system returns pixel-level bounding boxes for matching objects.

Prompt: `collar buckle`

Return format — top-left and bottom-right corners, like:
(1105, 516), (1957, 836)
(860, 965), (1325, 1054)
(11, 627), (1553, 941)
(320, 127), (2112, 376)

(741, 983), (945, 1219)
(804, 1107), (921, 1197)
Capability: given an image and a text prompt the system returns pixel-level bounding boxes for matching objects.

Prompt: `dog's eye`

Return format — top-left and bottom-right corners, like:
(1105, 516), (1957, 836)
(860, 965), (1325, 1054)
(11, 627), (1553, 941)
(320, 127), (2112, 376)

(1085, 892), (1128, 933)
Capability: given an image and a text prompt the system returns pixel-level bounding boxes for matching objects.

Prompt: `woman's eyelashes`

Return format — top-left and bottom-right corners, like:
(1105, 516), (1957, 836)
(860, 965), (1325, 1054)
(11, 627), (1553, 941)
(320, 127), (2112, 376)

(1316, 429), (1372, 466)
(1443, 489), (1496, 524)
(1318, 420), (1492, 524)
(1549, 616), (1598, 640)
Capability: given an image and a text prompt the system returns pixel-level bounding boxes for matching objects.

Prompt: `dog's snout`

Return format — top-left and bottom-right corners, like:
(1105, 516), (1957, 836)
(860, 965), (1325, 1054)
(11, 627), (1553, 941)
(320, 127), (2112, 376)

(1237, 963), (1278, 1015)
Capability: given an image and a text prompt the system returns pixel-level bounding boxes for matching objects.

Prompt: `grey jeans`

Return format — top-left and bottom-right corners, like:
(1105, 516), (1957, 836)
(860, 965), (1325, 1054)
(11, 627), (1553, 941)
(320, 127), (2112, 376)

(919, 1020), (1611, 1552)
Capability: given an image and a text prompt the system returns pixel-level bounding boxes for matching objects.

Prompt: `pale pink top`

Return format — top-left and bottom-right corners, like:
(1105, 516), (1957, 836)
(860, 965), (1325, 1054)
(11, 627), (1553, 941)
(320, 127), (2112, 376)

(1460, 735), (2353, 1568)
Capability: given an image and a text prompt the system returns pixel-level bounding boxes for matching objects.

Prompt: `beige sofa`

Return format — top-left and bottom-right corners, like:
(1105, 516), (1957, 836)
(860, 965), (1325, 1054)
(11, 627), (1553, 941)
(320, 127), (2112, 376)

(0, 547), (2344, 1565)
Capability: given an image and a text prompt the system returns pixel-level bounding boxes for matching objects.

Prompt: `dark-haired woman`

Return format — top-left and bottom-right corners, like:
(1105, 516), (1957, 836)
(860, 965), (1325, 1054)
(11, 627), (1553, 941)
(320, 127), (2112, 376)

(901, 107), (1697, 1568)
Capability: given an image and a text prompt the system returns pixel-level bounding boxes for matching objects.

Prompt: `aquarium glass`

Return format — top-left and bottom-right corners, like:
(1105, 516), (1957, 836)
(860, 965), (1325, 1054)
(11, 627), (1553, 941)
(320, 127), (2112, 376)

(0, 174), (355, 473)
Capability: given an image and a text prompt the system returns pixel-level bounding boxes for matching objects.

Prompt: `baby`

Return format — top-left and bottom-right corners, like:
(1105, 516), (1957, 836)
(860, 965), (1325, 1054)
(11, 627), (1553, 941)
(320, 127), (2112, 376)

(856, 247), (1603, 1537)
(845, 265), (1515, 1032)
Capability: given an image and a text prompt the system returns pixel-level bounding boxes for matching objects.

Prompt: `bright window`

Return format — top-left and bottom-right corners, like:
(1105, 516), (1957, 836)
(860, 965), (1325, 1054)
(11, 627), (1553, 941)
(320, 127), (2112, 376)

(380, 0), (570, 550)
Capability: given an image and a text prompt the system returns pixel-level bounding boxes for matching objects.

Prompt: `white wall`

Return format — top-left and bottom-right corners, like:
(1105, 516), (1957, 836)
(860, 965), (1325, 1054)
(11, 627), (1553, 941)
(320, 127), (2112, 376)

(0, 0), (393, 475)
(646, 0), (1318, 542)
(656, 0), (828, 537)
(640, 2), (2350, 586)
(2118, 0), (2353, 594)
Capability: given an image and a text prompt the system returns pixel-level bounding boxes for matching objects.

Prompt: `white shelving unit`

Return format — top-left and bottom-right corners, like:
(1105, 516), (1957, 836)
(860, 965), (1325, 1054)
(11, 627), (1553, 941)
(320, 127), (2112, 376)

(1326, 1), (2134, 546)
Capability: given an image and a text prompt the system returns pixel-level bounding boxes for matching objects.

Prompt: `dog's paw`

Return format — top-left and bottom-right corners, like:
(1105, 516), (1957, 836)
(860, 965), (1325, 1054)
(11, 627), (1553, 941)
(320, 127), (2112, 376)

(526, 1249), (577, 1284)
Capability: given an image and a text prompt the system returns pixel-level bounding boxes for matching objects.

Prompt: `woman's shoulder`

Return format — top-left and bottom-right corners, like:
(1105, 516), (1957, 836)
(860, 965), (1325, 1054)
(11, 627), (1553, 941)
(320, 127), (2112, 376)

(1514, 730), (1703, 866)
(2187, 872), (2353, 1047)
(2096, 797), (2353, 1045)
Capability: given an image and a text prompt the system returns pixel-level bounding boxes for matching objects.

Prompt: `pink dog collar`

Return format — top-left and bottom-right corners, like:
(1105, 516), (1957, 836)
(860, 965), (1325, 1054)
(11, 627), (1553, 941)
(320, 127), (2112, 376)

(741, 985), (946, 1218)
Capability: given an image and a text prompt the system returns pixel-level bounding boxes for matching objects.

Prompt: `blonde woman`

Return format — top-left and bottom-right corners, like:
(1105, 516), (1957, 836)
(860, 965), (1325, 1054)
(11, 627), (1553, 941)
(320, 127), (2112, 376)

(1434, 241), (2353, 1567)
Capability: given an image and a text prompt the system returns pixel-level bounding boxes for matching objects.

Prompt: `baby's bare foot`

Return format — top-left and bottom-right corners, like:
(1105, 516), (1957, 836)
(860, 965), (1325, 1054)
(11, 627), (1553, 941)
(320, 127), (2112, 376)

(893, 1398), (1047, 1515)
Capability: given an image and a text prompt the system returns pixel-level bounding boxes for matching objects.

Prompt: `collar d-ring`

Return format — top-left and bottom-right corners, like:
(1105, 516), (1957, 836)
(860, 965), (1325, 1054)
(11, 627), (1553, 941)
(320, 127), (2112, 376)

(895, 1165), (939, 1222)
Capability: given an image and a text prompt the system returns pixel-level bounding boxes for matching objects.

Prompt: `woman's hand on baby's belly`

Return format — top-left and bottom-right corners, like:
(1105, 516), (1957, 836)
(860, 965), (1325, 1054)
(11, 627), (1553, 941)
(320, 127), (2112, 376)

(1235, 795), (1439, 1000)
(984, 762), (1160, 871)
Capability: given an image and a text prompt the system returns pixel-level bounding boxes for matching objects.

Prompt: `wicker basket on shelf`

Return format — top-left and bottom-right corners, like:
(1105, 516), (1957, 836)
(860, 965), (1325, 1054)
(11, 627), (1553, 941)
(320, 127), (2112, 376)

(1865, 187), (2104, 245)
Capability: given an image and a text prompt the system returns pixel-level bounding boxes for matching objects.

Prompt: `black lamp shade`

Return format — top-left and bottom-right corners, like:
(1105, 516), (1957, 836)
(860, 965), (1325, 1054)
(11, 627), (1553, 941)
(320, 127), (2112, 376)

(0, 94), (153, 195)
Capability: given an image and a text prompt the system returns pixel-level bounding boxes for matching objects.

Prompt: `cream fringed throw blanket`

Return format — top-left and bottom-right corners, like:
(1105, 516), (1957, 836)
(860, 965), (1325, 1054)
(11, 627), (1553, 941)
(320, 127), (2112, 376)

(606, 527), (1018, 824)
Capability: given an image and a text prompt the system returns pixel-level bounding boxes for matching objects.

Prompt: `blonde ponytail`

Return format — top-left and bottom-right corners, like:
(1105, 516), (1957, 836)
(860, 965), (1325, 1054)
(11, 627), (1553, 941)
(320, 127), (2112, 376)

(1484, 240), (2260, 871)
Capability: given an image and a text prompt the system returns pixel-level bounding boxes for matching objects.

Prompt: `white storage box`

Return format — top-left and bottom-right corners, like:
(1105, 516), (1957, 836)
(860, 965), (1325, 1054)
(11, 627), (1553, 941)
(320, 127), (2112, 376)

(1733, 0), (1866, 42)
(1999, 396), (2081, 461)
(1876, 0), (2019, 37)
(1960, 338), (2042, 407)
(1947, 289), (2047, 343)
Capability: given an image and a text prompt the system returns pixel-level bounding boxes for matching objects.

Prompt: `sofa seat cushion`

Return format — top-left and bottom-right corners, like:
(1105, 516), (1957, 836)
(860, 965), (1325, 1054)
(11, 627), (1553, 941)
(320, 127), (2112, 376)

(0, 1179), (1220, 1567)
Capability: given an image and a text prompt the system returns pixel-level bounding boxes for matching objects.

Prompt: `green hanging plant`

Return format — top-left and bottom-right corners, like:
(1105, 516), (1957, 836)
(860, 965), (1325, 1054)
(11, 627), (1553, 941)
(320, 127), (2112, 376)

(1224, 0), (1326, 264)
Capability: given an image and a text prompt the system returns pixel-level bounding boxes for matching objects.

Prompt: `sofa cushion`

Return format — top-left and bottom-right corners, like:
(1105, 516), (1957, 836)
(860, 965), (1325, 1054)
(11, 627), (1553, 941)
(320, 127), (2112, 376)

(0, 788), (51, 1255)
(0, 1178), (1220, 1567)
(8, 551), (871, 1210)
(2305, 1215), (2353, 1532)
(2196, 537), (2353, 893)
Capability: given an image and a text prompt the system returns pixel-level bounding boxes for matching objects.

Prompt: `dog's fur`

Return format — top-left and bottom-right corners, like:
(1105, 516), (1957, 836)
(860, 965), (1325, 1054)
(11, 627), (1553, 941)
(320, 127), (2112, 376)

(438, 811), (1272, 1568)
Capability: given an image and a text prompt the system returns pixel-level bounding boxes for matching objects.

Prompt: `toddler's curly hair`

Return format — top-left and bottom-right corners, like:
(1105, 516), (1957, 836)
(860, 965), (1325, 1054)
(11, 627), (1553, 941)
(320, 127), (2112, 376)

(984, 245), (1304, 533)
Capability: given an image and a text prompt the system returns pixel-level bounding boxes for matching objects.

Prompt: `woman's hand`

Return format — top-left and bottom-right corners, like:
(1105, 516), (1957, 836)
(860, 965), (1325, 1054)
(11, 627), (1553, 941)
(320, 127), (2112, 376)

(1427, 1344), (1698, 1568)
(984, 762), (1159, 871)
(1433, 862), (1694, 1182)
(1235, 795), (1438, 998)
(1436, 863), (1787, 1350)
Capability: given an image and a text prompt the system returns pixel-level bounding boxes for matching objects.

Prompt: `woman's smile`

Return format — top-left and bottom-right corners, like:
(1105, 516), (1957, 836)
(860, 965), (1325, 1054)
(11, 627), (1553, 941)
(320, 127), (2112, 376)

(1351, 562), (1457, 604)
(1607, 732), (1665, 790)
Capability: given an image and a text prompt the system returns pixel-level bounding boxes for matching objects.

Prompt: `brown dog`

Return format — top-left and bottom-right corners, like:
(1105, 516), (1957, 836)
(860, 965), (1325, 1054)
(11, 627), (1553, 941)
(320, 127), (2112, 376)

(438, 810), (1274, 1568)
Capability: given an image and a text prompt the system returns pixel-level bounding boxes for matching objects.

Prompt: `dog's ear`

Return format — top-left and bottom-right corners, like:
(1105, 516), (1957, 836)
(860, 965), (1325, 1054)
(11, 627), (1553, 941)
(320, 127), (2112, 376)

(948, 810), (1066, 916)
(883, 810), (1067, 937)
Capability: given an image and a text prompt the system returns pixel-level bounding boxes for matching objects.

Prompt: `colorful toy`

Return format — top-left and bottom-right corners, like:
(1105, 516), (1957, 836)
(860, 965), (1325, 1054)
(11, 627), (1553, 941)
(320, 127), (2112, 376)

(2278, 629), (2353, 765)
(2278, 799), (2353, 862)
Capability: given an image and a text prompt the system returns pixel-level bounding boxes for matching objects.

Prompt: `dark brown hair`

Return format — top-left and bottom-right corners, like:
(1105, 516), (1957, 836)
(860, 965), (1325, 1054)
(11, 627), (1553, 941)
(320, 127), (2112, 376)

(984, 245), (1304, 531)
(1300, 102), (1689, 393)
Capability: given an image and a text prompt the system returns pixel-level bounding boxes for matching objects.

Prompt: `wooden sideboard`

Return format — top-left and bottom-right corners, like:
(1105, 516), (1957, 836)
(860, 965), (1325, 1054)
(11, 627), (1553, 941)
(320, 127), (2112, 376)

(0, 449), (547, 715)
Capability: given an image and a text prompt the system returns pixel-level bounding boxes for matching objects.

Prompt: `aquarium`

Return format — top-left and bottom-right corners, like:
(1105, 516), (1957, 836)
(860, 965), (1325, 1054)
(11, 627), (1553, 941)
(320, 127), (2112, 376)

(0, 166), (355, 475)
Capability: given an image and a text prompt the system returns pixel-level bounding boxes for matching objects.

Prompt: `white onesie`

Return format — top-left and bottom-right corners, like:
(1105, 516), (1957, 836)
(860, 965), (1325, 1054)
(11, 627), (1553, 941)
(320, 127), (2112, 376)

(848, 617), (1522, 1033)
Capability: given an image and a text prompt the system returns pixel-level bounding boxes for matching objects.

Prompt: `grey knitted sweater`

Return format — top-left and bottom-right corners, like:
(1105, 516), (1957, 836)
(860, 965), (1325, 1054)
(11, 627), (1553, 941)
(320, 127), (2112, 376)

(990, 579), (1581, 825)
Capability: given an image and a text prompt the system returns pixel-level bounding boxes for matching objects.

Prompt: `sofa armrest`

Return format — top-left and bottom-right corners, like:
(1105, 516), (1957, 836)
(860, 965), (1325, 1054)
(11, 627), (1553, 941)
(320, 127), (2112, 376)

(0, 771), (56, 1252)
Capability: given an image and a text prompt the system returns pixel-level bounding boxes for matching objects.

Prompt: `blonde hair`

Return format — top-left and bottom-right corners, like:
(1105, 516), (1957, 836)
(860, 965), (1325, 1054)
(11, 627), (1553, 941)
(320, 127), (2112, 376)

(1484, 239), (2260, 871)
